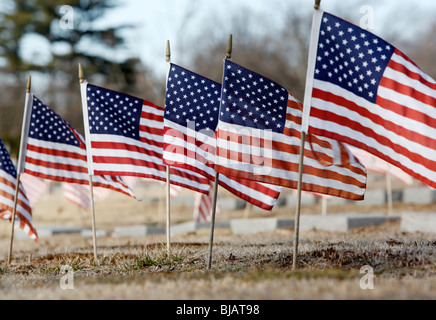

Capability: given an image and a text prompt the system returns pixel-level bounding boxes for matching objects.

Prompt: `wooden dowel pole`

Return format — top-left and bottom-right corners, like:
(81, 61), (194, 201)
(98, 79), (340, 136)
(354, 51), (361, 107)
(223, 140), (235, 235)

(293, 131), (306, 269)
(166, 166), (171, 254)
(8, 75), (32, 265)
(79, 63), (98, 264)
(207, 34), (232, 269)
(88, 176), (98, 263)
(7, 173), (21, 265)
(207, 172), (220, 269)
(244, 202), (252, 218)
(321, 196), (327, 215)
(165, 40), (172, 254)
(291, 0), (321, 268)
(386, 168), (393, 216)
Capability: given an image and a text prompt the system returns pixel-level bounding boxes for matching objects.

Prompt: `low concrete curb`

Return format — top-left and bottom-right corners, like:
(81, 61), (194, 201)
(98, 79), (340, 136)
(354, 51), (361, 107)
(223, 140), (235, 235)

(81, 229), (111, 238)
(112, 225), (165, 237)
(356, 189), (386, 206)
(230, 218), (294, 235)
(401, 211), (436, 233)
(19, 210), (435, 240)
(299, 214), (400, 232)
(403, 188), (436, 205)
(17, 226), (85, 239)
(171, 221), (230, 235)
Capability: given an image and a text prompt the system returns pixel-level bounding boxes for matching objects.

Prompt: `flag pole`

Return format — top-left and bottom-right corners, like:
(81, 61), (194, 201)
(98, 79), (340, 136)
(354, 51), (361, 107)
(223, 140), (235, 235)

(386, 167), (393, 215)
(165, 40), (172, 254)
(79, 63), (99, 264)
(207, 34), (232, 270)
(292, 130), (305, 269)
(321, 196), (327, 215)
(166, 166), (171, 254)
(244, 202), (252, 218)
(7, 75), (32, 265)
(207, 172), (219, 269)
(293, 0), (322, 269)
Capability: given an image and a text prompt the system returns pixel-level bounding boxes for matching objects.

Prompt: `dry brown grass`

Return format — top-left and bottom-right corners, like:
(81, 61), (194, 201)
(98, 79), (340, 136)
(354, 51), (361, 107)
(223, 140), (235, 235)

(0, 177), (435, 300)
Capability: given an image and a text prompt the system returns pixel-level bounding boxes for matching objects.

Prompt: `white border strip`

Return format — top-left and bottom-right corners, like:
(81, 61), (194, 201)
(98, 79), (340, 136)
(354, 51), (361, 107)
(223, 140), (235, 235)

(80, 81), (94, 175)
(301, 9), (324, 134)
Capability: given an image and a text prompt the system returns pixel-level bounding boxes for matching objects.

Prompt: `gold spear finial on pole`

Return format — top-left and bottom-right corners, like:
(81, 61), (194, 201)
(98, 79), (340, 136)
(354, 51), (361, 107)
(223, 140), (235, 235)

(78, 63), (84, 84)
(26, 75), (31, 93)
(315, 0), (321, 10)
(166, 40), (171, 63)
(226, 34), (233, 59)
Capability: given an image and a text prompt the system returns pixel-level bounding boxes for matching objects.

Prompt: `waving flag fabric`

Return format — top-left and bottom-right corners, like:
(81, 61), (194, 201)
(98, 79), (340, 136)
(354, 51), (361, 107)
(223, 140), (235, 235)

(304, 10), (436, 189)
(347, 146), (413, 185)
(169, 184), (182, 198)
(81, 83), (210, 195)
(62, 183), (92, 210)
(163, 63), (282, 210)
(21, 95), (136, 199)
(20, 173), (51, 206)
(0, 140), (38, 241)
(215, 60), (367, 200)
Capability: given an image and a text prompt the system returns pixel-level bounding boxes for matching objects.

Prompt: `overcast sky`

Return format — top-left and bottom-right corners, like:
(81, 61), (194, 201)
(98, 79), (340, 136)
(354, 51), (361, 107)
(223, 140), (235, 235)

(91, 0), (435, 78)
(20, 0), (436, 82)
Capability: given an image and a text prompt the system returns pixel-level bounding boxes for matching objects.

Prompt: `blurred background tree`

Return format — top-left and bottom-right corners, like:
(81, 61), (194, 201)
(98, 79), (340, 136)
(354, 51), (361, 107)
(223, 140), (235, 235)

(184, 1), (436, 104)
(188, 4), (310, 102)
(0, 0), (159, 156)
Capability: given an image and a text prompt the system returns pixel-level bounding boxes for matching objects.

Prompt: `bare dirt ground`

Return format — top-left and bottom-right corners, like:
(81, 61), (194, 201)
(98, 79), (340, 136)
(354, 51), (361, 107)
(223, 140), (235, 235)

(0, 174), (435, 300)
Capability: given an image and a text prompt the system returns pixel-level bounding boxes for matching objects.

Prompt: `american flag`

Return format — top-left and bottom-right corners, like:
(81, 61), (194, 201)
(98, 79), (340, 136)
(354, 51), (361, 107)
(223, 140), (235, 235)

(0, 140), (38, 241)
(82, 83), (211, 195)
(21, 95), (136, 200)
(305, 11), (436, 189)
(215, 59), (367, 200)
(163, 63), (283, 210)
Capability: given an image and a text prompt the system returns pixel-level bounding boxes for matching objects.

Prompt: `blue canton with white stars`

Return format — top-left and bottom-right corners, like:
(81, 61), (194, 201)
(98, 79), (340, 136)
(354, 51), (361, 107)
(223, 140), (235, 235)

(29, 96), (79, 147)
(220, 60), (288, 134)
(87, 84), (143, 140)
(0, 139), (17, 177)
(165, 63), (221, 134)
(314, 12), (395, 103)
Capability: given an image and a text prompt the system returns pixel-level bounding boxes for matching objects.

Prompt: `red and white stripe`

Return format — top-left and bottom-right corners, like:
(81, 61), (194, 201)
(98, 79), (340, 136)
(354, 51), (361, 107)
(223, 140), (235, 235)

(164, 120), (283, 210)
(24, 135), (136, 200)
(81, 83), (211, 195)
(348, 146), (413, 185)
(170, 184), (182, 198)
(62, 182), (90, 209)
(216, 93), (367, 200)
(62, 182), (110, 210)
(20, 173), (51, 206)
(0, 171), (37, 241)
(21, 97), (137, 200)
